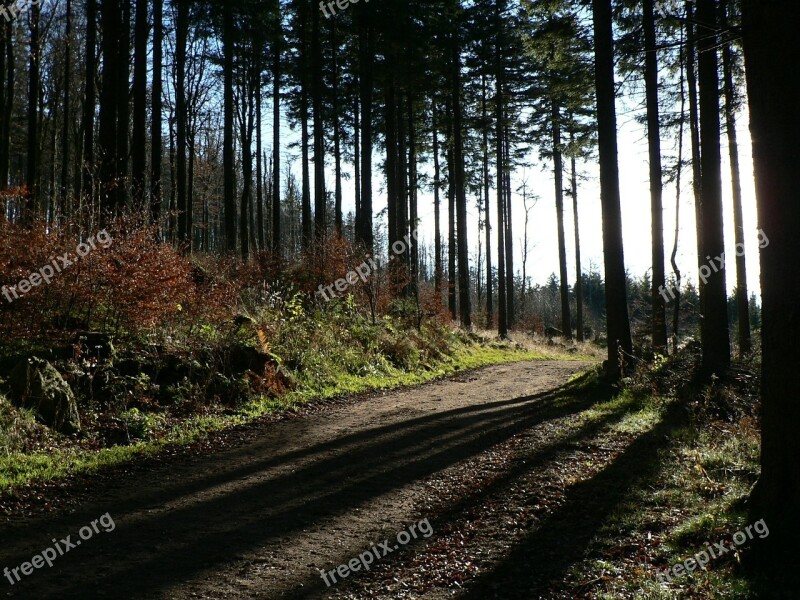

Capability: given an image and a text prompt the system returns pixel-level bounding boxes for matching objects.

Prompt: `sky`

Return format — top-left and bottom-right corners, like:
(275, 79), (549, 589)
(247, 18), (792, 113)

(274, 80), (762, 302)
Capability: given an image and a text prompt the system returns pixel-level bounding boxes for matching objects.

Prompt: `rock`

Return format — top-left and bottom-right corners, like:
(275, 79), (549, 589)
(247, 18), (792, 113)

(9, 357), (81, 433)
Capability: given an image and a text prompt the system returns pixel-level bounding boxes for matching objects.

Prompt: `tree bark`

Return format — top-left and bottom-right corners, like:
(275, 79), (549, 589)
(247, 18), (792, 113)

(82, 0), (96, 210)
(453, 34), (471, 328)
(223, 1), (236, 252)
(357, 9), (373, 251)
(59, 0), (72, 221)
(432, 102), (443, 296)
(176, 0), (188, 244)
(311, 3), (325, 242)
(256, 67), (264, 250)
(592, 0), (633, 379)
(553, 102), (572, 339)
(331, 21), (342, 236)
(131, 0), (148, 208)
(644, 0), (668, 351)
(742, 0), (800, 570)
(0, 16), (11, 190)
(115, 0), (130, 210)
(697, 0), (731, 375)
(495, 78), (507, 338)
(271, 8), (281, 254)
(446, 102), (457, 320)
(722, 0), (750, 356)
(481, 75), (493, 328)
(686, 1), (706, 320)
(570, 142), (584, 342)
(26, 1), (41, 217)
(150, 0), (163, 227)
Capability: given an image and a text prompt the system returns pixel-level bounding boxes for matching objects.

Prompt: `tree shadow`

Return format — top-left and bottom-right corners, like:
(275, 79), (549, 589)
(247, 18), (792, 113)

(0, 371), (607, 598)
(456, 400), (686, 599)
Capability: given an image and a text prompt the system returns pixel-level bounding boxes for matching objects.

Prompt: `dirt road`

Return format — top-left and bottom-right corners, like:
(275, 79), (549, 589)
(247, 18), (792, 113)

(0, 360), (594, 599)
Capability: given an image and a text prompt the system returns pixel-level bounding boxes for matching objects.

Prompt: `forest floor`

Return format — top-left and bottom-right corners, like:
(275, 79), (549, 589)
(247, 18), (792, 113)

(0, 357), (782, 599)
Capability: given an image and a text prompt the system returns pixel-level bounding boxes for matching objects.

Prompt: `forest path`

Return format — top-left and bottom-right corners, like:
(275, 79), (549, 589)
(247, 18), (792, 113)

(0, 360), (596, 599)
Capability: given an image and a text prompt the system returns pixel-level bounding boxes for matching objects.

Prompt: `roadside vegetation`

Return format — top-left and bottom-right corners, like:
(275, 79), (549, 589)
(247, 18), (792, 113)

(0, 218), (597, 495)
(554, 345), (765, 598)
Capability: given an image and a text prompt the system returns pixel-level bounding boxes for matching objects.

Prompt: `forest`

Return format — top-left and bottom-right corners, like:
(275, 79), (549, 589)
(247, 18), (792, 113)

(0, 0), (797, 598)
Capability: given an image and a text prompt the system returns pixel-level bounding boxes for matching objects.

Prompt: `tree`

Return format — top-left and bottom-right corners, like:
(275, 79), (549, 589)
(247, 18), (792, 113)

(151, 0), (164, 226)
(271, 1), (282, 254)
(697, 0), (731, 375)
(26, 0), (41, 216)
(222, 0), (236, 252)
(82, 0), (97, 207)
(721, 0), (750, 355)
(643, 0), (668, 351)
(176, 0), (189, 244)
(592, 0), (632, 379)
(132, 0), (148, 207)
(743, 0), (800, 572)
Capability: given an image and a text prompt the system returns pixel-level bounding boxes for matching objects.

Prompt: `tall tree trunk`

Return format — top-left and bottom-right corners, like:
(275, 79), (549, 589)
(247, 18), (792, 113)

(570, 139), (584, 342)
(686, 1), (705, 318)
(481, 75), (493, 328)
(223, 2), (236, 252)
(354, 94), (360, 236)
(722, 0), (750, 355)
(0, 17), (6, 191)
(396, 90), (408, 264)
(131, 0), (148, 207)
(408, 92), (418, 294)
(150, 0), (162, 226)
(331, 21), (342, 236)
(256, 71), (264, 249)
(385, 72), (399, 253)
(115, 0), (130, 211)
(271, 9), (281, 254)
(452, 34), (470, 328)
(432, 102), (443, 296)
(644, 0), (668, 351)
(592, 0), (633, 379)
(495, 76), (507, 338)
(240, 78), (254, 260)
(0, 16), (11, 191)
(176, 0), (188, 244)
(504, 126), (514, 328)
(357, 11), (373, 251)
(59, 0), (72, 221)
(446, 103), (457, 320)
(742, 0), (800, 571)
(26, 1), (41, 217)
(301, 90), (311, 248)
(671, 36), (687, 347)
(82, 0), (97, 210)
(187, 127), (195, 250)
(697, 0), (731, 375)
(553, 102), (572, 339)
(311, 3), (325, 242)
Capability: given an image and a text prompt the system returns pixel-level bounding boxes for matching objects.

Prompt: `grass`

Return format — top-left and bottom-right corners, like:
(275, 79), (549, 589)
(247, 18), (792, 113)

(0, 332), (596, 495)
(554, 365), (764, 599)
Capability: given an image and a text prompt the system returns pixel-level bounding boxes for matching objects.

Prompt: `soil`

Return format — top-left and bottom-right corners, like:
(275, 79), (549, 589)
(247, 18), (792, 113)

(0, 360), (601, 599)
